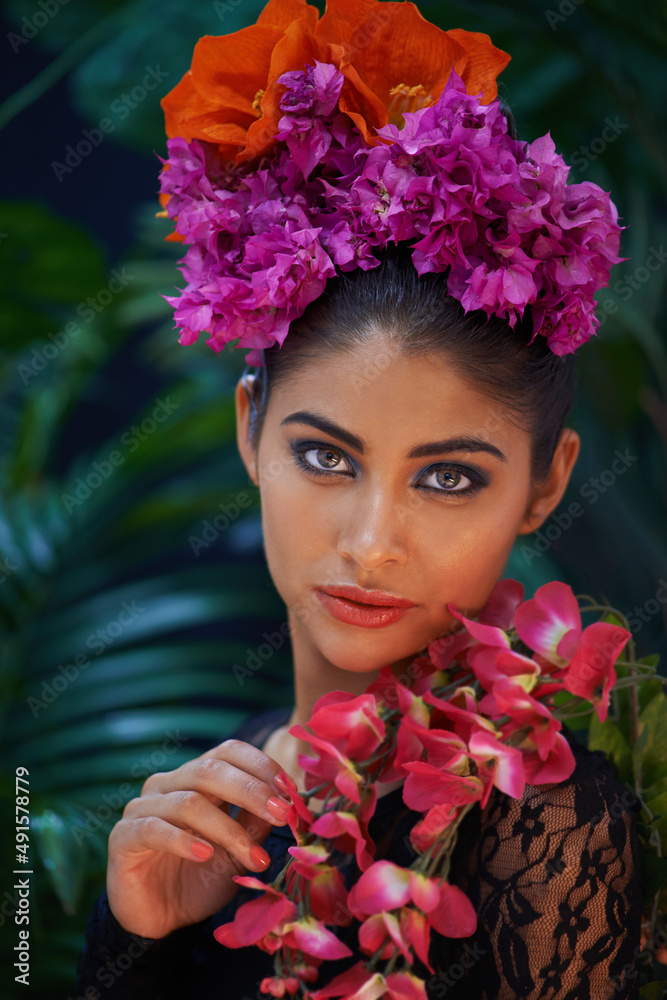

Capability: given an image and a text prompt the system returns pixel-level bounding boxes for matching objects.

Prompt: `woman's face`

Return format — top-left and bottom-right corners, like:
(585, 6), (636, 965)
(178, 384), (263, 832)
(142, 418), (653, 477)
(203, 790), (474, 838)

(237, 337), (577, 675)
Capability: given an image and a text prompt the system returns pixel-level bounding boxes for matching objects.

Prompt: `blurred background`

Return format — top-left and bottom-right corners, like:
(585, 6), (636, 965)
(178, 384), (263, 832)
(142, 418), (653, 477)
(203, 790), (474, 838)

(0, 0), (665, 996)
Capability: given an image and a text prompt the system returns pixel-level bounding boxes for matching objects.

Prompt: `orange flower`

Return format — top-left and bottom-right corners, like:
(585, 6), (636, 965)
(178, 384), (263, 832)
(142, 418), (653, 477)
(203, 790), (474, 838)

(161, 0), (510, 163)
(315, 0), (510, 143)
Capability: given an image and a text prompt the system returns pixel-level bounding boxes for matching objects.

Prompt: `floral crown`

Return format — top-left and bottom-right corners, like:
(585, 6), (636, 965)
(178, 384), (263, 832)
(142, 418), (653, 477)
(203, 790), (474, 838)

(159, 0), (623, 365)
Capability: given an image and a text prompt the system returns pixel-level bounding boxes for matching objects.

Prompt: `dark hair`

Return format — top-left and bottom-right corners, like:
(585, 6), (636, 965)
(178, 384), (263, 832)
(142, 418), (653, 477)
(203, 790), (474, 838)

(245, 243), (576, 481)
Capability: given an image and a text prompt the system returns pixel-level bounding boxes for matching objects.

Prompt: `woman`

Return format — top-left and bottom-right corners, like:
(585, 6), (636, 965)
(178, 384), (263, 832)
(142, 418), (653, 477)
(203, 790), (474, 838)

(75, 1), (643, 997)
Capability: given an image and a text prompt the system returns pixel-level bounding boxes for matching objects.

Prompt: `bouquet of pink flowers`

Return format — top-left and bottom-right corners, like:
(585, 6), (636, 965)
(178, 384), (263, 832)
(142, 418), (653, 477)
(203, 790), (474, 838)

(212, 578), (660, 998)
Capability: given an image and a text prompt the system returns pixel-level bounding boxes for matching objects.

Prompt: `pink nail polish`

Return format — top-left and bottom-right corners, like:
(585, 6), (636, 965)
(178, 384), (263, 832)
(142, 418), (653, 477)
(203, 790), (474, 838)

(274, 772), (290, 795)
(191, 841), (213, 860)
(267, 796), (291, 820)
(249, 845), (270, 869)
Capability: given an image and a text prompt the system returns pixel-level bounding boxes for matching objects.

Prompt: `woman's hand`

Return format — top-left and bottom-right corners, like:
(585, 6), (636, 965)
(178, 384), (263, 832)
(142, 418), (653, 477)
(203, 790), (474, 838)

(106, 739), (293, 939)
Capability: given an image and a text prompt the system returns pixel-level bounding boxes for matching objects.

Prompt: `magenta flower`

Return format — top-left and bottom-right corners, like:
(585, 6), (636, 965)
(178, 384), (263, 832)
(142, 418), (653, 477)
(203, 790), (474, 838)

(259, 974), (301, 997)
(467, 726), (526, 805)
(290, 726), (363, 802)
(467, 646), (541, 694)
(281, 916), (354, 961)
(513, 582), (630, 720)
(486, 677), (563, 758)
(310, 962), (429, 1000)
(274, 770), (313, 840)
(402, 760), (484, 812)
(359, 912), (412, 964)
(409, 803), (459, 852)
(514, 581), (583, 666)
(309, 809), (375, 871)
(477, 578), (525, 629)
(161, 65), (622, 362)
(562, 622), (630, 722)
(347, 860), (440, 918)
(522, 731), (576, 784)
(307, 691), (386, 760)
(213, 877), (297, 950)
(428, 882), (478, 938)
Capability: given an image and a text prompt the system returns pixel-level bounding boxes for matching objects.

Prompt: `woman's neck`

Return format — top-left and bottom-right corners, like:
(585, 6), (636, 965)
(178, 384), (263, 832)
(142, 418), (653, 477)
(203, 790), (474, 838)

(260, 610), (409, 805)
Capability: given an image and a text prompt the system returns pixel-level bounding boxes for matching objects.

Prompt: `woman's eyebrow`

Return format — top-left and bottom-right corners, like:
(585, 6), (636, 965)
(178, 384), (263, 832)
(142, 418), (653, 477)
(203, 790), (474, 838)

(281, 411), (507, 462)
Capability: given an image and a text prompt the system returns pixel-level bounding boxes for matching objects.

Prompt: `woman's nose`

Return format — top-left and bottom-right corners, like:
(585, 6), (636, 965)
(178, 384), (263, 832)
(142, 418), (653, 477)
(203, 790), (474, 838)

(336, 486), (409, 569)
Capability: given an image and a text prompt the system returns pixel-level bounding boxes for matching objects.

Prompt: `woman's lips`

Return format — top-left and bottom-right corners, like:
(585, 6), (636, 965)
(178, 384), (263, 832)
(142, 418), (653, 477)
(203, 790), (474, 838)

(314, 585), (415, 629)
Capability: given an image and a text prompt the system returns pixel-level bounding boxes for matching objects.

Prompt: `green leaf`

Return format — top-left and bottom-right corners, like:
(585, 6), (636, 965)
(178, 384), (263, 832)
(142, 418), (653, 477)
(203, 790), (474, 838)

(588, 713), (633, 784)
(635, 693), (667, 791)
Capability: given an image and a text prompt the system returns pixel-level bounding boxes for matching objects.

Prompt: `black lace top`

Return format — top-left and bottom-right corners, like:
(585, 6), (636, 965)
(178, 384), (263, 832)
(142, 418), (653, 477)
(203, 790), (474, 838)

(74, 707), (644, 999)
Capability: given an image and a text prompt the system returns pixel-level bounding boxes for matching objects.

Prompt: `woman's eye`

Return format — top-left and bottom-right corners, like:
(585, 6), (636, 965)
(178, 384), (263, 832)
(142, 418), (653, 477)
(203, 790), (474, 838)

(419, 466), (477, 493)
(298, 446), (353, 476)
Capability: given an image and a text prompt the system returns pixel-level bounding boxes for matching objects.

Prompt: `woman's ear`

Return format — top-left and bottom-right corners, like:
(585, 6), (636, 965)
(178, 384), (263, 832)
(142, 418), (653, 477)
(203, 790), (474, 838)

(235, 374), (260, 487)
(517, 428), (581, 535)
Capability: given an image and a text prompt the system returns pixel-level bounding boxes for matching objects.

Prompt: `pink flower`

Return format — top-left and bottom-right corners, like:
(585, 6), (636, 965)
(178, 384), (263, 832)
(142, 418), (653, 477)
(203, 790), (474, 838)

(285, 859), (351, 926)
(562, 622), (630, 722)
(478, 578), (525, 628)
(290, 726), (363, 803)
(310, 962), (428, 1000)
(281, 916), (353, 961)
(514, 581), (582, 666)
(485, 677), (563, 760)
(447, 604), (512, 651)
(347, 860), (440, 918)
(260, 975), (301, 997)
(428, 882), (477, 938)
(513, 582), (630, 721)
(359, 912), (412, 963)
(402, 760), (484, 812)
(307, 691), (386, 760)
(400, 908), (433, 972)
(522, 731), (576, 784)
(213, 877), (297, 950)
(422, 687), (491, 743)
(467, 646), (541, 694)
(274, 770), (313, 840)
(287, 843), (331, 877)
(467, 726), (526, 805)
(409, 803), (459, 852)
(309, 809), (375, 871)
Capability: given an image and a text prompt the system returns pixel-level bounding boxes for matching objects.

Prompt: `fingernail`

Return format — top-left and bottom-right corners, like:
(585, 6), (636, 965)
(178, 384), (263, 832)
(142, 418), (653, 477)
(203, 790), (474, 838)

(274, 772), (290, 795)
(191, 840), (213, 860)
(267, 796), (291, 821)
(250, 845), (271, 869)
